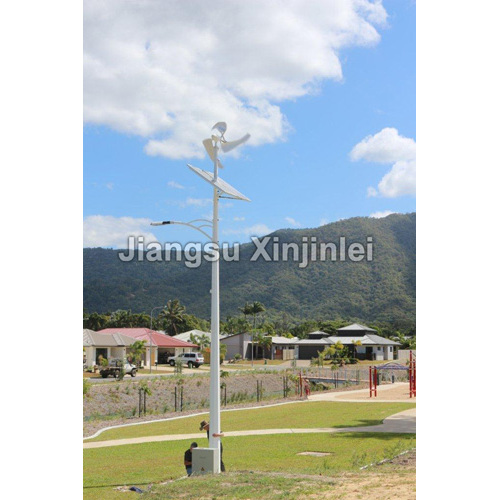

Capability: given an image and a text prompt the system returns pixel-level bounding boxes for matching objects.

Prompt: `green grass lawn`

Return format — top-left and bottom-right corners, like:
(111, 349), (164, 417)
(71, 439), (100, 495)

(146, 472), (337, 500)
(84, 432), (416, 500)
(86, 401), (414, 442)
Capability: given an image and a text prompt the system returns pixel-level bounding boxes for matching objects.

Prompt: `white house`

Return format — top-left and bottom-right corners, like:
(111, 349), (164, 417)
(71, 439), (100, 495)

(83, 329), (138, 368)
(269, 336), (299, 360)
(85, 328), (198, 367)
(172, 329), (210, 343)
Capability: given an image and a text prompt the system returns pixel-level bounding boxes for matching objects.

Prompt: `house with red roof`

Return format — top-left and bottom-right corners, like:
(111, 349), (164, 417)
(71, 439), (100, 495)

(93, 328), (198, 367)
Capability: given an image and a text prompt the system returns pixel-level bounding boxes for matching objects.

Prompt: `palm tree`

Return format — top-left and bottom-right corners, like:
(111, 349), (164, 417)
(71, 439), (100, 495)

(161, 299), (186, 335)
(190, 333), (210, 350)
(255, 333), (272, 359)
(239, 302), (266, 366)
(128, 340), (146, 366)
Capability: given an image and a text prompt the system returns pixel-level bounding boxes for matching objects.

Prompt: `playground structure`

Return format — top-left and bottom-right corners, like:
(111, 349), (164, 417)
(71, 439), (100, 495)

(369, 351), (416, 398)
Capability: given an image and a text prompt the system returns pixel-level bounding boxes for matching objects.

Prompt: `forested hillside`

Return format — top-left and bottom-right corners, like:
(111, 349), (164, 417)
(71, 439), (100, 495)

(83, 213), (415, 323)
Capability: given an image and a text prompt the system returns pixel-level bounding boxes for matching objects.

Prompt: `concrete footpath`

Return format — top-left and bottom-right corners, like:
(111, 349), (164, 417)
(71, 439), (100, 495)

(308, 382), (416, 403)
(83, 407), (416, 450)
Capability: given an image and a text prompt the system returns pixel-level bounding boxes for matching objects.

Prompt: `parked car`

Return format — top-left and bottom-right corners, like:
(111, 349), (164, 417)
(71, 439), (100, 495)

(99, 359), (137, 378)
(167, 352), (204, 368)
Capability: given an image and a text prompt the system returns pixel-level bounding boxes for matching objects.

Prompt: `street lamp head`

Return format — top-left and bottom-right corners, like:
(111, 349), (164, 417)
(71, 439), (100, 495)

(150, 221), (173, 226)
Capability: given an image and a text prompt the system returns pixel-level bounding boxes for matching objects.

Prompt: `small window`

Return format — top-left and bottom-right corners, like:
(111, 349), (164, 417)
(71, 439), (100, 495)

(378, 347), (381, 351)
(390, 346), (393, 352)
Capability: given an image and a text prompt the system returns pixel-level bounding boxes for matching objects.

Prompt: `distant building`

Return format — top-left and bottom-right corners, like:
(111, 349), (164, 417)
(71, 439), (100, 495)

(172, 329), (210, 343)
(161, 323), (401, 363)
(94, 328), (197, 367)
(220, 332), (254, 360)
(296, 323), (400, 361)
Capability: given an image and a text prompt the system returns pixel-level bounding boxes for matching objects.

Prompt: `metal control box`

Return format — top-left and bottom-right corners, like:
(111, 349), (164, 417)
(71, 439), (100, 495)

(192, 447), (220, 475)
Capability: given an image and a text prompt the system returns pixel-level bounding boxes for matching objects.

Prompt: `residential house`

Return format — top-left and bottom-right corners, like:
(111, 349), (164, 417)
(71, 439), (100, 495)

(83, 329), (138, 368)
(220, 332), (254, 360)
(172, 329), (210, 344)
(96, 328), (197, 367)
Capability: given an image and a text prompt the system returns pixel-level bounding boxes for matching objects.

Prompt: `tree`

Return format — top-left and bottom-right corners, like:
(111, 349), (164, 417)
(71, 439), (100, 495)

(84, 312), (108, 331)
(272, 312), (293, 337)
(220, 343), (227, 363)
(107, 310), (134, 328)
(392, 332), (416, 350)
(254, 333), (272, 359)
(160, 299), (186, 335)
(190, 333), (210, 350)
(322, 341), (349, 366)
(222, 316), (251, 335)
(240, 301), (266, 366)
(240, 301), (266, 331)
(290, 320), (319, 339)
(128, 340), (146, 367)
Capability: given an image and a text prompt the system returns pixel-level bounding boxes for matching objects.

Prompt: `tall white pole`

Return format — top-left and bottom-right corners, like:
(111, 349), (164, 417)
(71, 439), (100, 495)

(209, 140), (221, 473)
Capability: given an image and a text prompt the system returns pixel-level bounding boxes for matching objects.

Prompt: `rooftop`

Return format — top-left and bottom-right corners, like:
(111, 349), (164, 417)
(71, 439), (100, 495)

(97, 328), (197, 348)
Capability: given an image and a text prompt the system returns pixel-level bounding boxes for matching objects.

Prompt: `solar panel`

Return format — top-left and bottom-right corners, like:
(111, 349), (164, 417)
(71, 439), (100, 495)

(187, 164), (250, 202)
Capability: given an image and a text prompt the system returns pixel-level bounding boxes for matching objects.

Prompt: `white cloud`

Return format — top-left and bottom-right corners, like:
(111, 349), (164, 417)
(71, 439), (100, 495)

(185, 197), (212, 207)
(167, 181), (185, 189)
(285, 216), (302, 228)
(350, 127), (416, 163)
(223, 223), (272, 237)
(378, 159), (416, 197)
(105, 182), (114, 190)
(369, 210), (396, 218)
(351, 128), (416, 198)
(84, 1), (387, 159)
(83, 215), (157, 247)
(233, 216), (245, 221)
(319, 218), (330, 226)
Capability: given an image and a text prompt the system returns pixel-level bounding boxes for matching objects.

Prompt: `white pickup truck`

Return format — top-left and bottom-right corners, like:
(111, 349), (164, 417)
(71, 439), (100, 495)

(99, 359), (138, 378)
(167, 352), (204, 368)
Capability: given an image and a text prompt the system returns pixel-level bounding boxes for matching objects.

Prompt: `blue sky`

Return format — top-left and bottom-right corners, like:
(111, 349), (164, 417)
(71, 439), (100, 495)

(84, 0), (415, 247)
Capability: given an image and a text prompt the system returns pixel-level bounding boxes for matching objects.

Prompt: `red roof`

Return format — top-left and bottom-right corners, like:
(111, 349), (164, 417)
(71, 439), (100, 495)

(97, 328), (197, 348)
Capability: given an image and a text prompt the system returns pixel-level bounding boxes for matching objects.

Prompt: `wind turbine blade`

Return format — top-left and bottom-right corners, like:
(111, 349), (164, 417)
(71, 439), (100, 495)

(211, 122), (227, 135)
(217, 159), (224, 169)
(221, 133), (250, 153)
(203, 138), (215, 161)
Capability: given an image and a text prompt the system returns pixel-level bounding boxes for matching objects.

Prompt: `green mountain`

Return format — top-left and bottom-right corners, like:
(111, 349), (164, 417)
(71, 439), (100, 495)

(83, 212), (415, 323)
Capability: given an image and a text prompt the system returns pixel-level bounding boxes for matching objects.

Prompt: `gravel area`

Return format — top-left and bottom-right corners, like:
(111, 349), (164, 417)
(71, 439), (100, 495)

(83, 372), (371, 438)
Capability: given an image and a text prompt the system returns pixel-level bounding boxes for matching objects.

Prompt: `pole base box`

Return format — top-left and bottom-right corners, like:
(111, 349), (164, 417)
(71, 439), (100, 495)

(192, 447), (220, 475)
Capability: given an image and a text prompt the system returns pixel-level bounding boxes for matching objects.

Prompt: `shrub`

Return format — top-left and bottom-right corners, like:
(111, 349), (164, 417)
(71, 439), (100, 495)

(174, 359), (183, 374)
(83, 379), (91, 396)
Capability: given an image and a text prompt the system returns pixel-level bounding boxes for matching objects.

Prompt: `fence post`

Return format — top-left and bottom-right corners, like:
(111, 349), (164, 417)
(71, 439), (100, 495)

(139, 387), (142, 417)
(174, 386), (178, 411)
(413, 361), (416, 396)
(180, 387), (184, 411)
